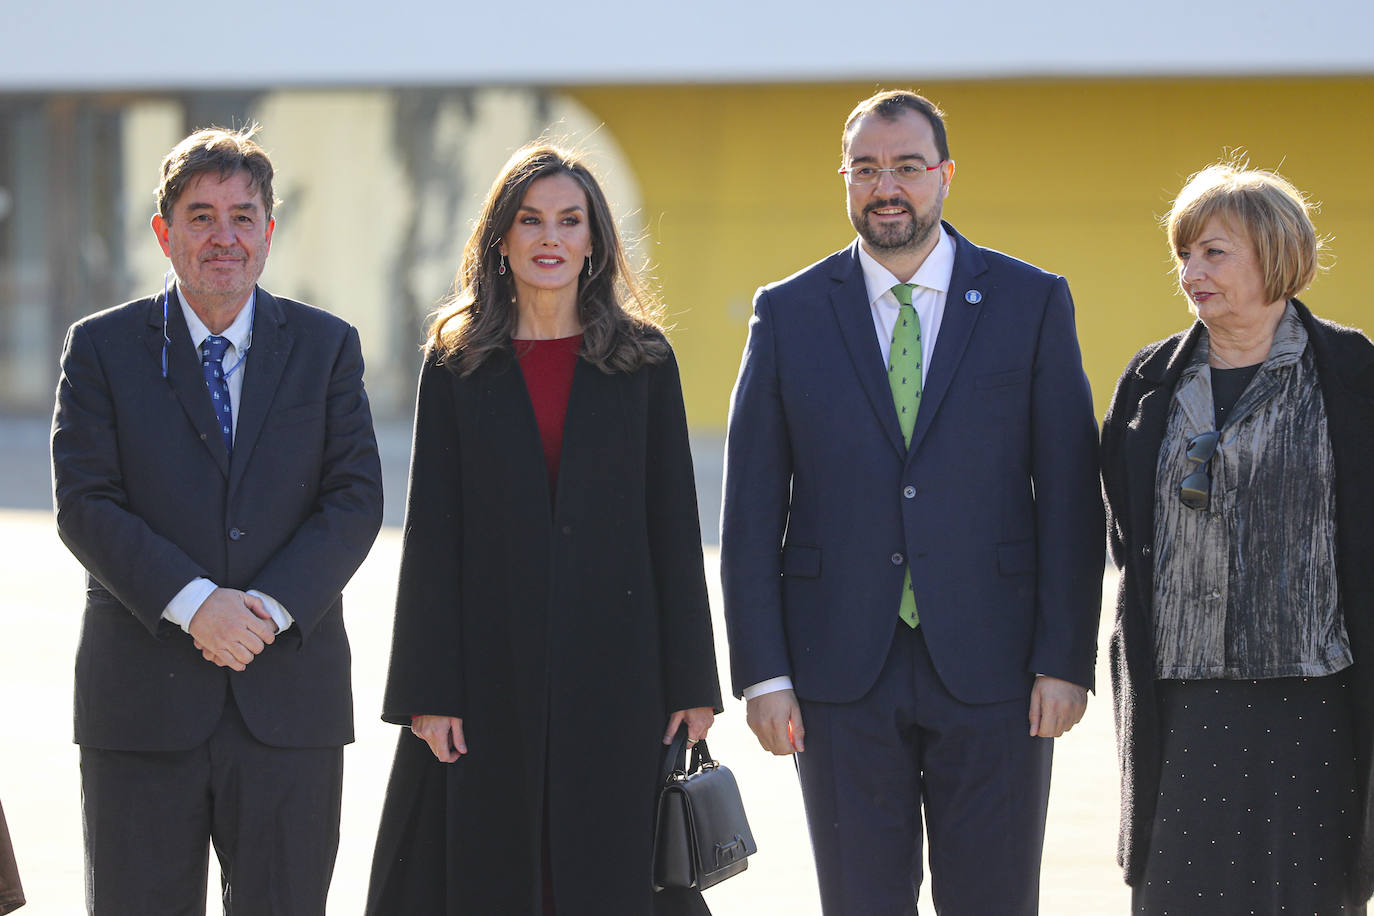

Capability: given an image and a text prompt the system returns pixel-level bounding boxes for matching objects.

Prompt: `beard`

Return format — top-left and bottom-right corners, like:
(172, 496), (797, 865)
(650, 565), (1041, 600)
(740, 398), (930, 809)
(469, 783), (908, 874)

(851, 196), (941, 253)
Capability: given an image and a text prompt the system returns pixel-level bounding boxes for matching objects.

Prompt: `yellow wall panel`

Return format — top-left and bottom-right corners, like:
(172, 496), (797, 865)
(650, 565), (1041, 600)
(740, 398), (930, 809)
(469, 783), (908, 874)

(571, 78), (1374, 428)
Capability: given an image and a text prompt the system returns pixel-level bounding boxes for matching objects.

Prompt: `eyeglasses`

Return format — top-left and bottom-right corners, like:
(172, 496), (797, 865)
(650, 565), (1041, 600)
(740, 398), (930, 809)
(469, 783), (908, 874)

(1179, 430), (1220, 510)
(838, 162), (945, 186)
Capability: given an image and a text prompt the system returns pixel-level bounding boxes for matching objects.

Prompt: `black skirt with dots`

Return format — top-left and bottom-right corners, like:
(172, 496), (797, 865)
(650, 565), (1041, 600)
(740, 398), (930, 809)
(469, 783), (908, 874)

(1133, 672), (1365, 915)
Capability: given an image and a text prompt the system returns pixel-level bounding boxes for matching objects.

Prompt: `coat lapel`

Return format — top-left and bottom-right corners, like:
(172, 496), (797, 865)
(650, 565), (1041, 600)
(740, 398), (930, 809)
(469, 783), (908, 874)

(551, 358), (598, 521)
(1122, 323), (1203, 566)
(1298, 298), (1374, 439)
(485, 348), (556, 512)
(908, 224), (985, 459)
(147, 287), (230, 477)
(828, 242), (905, 456)
(229, 288), (292, 495)
(1296, 300), (1374, 606)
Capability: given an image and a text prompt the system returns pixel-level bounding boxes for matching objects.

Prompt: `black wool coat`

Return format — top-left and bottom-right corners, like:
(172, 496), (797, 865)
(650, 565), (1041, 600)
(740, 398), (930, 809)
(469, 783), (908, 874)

(366, 341), (722, 915)
(1101, 300), (1374, 900)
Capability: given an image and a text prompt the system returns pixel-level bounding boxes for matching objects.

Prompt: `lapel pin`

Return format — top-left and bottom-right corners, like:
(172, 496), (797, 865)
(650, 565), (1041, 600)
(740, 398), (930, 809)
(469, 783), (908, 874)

(965, 289), (983, 304)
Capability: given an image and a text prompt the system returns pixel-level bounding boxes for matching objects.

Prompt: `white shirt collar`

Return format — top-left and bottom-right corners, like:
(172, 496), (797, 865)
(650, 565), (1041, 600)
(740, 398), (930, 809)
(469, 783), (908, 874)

(856, 226), (955, 307)
(178, 287), (256, 354)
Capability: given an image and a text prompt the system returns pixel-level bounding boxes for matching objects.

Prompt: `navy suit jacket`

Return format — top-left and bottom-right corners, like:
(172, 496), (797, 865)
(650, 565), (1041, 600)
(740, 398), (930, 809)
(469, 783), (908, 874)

(721, 223), (1104, 706)
(52, 285), (384, 751)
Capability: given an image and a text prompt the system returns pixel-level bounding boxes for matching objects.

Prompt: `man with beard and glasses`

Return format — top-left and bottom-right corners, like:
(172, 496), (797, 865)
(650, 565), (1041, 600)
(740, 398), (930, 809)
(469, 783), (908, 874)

(721, 90), (1104, 915)
(51, 126), (383, 915)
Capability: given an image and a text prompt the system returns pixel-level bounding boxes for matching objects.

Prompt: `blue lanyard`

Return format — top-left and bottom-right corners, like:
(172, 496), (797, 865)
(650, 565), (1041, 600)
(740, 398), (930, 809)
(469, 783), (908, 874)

(220, 342), (250, 379)
(160, 271), (251, 379)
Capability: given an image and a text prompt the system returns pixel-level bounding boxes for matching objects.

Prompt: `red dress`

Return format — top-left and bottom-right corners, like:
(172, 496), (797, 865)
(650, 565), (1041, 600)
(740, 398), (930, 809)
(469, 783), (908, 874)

(514, 334), (582, 915)
(514, 335), (582, 497)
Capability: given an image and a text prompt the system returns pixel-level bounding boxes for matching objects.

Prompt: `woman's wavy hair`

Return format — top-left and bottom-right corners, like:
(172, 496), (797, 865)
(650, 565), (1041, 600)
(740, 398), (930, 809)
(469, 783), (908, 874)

(1166, 161), (1324, 304)
(427, 142), (668, 375)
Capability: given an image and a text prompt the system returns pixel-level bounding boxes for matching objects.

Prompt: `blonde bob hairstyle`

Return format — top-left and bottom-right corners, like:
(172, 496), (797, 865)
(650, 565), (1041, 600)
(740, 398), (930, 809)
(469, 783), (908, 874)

(427, 142), (667, 376)
(1166, 162), (1322, 304)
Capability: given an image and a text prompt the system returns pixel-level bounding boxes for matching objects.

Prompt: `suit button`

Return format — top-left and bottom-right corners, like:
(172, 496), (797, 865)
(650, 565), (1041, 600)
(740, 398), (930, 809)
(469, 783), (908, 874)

(1141, 544), (1151, 557)
(903, 486), (917, 499)
(229, 528), (244, 541)
(890, 552), (904, 565)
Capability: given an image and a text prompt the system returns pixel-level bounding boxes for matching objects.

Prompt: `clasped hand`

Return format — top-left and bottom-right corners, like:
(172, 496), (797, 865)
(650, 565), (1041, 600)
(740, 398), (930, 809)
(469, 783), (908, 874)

(189, 587), (276, 672)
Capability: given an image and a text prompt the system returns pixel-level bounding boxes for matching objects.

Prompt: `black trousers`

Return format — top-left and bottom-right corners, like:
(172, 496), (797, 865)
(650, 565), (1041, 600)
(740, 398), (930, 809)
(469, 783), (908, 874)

(796, 623), (1052, 916)
(80, 692), (344, 916)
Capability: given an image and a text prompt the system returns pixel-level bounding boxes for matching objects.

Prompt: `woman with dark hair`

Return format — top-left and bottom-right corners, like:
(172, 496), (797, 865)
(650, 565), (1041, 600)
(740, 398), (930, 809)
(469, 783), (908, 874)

(365, 142), (722, 915)
(1103, 162), (1374, 914)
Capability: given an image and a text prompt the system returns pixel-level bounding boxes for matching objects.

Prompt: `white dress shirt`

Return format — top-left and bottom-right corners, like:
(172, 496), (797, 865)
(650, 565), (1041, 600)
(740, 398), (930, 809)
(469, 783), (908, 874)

(858, 226), (954, 384)
(743, 229), (956, 701)
(161, 288), (294, 635)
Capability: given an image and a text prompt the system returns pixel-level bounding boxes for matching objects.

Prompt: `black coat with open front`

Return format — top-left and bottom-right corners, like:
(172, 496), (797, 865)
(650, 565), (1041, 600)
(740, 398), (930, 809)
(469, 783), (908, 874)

(1102, 301), (1374, 899)
(367, 341), (722, 915)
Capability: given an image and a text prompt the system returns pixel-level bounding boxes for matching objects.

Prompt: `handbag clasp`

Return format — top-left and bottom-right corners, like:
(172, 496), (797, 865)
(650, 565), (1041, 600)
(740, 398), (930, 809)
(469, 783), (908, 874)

(715, 835), (746, 865)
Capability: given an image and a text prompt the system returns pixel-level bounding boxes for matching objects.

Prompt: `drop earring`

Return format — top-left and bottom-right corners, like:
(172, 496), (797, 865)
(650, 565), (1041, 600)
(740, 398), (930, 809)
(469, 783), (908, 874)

(498, 253), (506, 276)
(586, 255), (593, 277)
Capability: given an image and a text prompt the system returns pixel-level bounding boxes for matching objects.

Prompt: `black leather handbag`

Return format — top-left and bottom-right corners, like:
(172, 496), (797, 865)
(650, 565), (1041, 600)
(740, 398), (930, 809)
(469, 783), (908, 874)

(653, 724), (757, 891)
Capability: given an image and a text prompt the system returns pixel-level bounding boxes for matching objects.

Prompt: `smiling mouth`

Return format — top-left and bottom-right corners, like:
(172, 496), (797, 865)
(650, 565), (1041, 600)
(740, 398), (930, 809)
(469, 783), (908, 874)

(865, 200), (910, 218)
(533, 256), (564, 266)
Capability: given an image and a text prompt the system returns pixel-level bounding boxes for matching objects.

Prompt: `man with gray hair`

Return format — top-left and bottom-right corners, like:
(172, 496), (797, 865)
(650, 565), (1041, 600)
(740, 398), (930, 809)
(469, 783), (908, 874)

(52, 126), (383, 914)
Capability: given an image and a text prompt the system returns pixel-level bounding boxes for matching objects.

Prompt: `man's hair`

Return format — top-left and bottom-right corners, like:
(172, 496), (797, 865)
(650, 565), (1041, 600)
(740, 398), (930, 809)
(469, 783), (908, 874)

(156, 124), (278, 222)
(1166, 162), (1322, 304)
(842, 90), (950, 163)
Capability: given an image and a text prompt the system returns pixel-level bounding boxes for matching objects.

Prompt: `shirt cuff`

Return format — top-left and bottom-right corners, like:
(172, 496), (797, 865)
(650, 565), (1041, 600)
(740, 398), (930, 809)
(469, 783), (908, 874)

(743, 676), (794, 700)
(247, 589), (293, 634)
(162, 578), (217, 633)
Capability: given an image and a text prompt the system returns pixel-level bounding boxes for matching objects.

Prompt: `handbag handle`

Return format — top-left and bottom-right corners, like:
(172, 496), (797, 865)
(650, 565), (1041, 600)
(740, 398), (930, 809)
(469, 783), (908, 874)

(659, 721), (712, 784)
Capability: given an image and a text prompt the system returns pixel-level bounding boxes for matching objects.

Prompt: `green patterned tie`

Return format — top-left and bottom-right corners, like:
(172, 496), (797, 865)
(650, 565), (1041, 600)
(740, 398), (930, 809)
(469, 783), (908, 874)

(889, 283), (921, 628)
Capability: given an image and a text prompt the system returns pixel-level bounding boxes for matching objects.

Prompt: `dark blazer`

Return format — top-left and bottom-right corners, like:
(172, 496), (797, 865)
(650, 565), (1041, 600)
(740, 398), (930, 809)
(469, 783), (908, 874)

(367, 343), (721, 915)
(51, 286), (384, 751)
(721, 223), (1104, 706)
(1101, 299), (1374, 899)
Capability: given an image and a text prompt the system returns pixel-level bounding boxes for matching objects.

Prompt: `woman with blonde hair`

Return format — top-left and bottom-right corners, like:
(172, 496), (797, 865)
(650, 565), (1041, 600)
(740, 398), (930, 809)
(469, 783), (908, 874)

(366, 143), (721, 914)
(1103, 163), (1374, 913)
